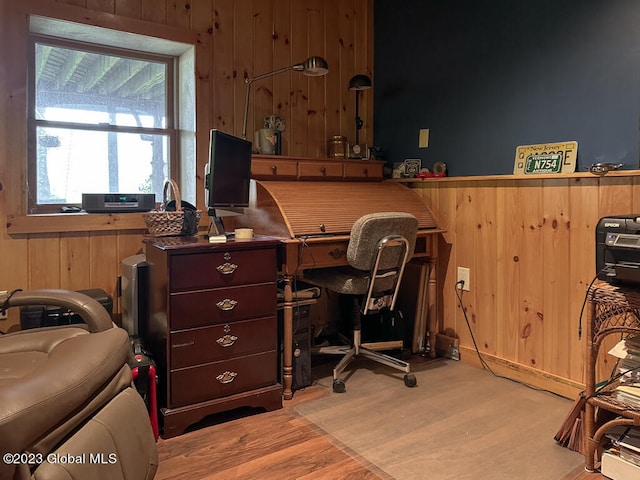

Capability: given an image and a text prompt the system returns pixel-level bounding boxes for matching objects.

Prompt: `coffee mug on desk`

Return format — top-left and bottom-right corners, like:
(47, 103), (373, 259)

(234, 228), (254, 240)
(255, 128), (277, 155)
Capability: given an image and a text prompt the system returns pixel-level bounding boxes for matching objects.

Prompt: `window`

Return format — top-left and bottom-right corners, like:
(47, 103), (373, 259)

(26, 16), (195, 214)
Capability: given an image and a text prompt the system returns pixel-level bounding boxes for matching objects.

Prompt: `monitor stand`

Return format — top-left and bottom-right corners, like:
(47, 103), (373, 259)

(207, 214), (225, 236)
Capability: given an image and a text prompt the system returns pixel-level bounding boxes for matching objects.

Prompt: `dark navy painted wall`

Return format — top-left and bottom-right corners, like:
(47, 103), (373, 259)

(373, 0), (640, 176)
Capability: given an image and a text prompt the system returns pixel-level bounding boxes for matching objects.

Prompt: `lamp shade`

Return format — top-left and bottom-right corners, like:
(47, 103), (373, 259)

(348, 74), (372, 91)
(293, 56), (329, 76)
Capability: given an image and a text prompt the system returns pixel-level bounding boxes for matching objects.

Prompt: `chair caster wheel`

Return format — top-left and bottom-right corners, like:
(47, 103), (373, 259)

(404, 373), (417, 387)
(401, 348), (411, 361)
(333, 379), (346, 393)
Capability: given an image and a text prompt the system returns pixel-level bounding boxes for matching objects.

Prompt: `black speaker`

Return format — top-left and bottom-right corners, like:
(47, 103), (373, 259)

(279, 302), (313, 392)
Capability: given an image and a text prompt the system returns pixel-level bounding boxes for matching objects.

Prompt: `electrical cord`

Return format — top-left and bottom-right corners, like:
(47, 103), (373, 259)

(0, 289), (23, 335)
(454, 280), (567, 398)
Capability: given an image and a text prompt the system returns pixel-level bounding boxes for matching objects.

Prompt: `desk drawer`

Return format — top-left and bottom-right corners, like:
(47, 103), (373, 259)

(252, 158), (298, 179)
(297, 161), (343, 179)
(169, 316), (277, 369)
(169, 351), (277, 407)
(170, 282), (277, 330)
(343, 161), (384, 179)
(169, 248), (276, 292)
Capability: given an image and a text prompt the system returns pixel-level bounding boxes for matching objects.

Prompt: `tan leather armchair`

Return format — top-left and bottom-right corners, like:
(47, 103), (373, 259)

(0, 289), (157, 480)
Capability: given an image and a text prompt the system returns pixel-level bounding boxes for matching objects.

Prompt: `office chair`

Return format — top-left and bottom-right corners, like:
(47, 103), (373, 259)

(303, 212), (419, 393)
(0, 289), (157, 480)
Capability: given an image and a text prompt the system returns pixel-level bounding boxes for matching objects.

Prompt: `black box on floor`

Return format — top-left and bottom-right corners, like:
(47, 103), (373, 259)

(278, 301), (313, 392)
(20, 288), (113, 329)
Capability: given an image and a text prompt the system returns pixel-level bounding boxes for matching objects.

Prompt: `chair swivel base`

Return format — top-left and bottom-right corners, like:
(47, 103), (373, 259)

(315, 340), (417, 393)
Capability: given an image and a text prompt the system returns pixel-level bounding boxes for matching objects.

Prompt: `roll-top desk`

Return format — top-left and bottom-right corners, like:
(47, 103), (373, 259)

(232, 159), (443, 400)
(144, 236), (283, 438)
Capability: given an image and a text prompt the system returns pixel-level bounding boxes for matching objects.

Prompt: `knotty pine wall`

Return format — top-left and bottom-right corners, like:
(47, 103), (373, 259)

(0, 0), (372, 325)
(0, 0), (626, 396)
(409, 173), (640, 397)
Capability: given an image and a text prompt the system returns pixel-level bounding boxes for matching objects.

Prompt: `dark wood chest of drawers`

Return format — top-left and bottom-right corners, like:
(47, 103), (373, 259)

(144, 236), (283, 438)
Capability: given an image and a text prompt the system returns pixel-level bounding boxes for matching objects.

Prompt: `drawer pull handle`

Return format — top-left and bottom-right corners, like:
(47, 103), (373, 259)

(216, 371), (238, 384)
(271, 165), (277, 173)
(329, 248), (347, 260)
(216, 334), (238, 347)
(320, 166), (326, 175)
(216, 298), (238, 311)
(216, 262), (238, 275)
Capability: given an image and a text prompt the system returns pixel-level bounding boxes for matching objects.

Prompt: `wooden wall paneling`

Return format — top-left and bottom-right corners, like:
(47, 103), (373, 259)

(632, 176), (640, 210)
(516, 180), (544, 370)
(338, 0), (356, 139)
(567, 177), (598, 383)
(495, 180), (521, 361)
(2, 4), (28, 217)
(307, 0), (327, 158)
(28, 236), (61, 289)
(58, 0), (88, 7)
(190, 0), (213, 212)
(598, 177), (633, 218)
(324, 0), (342, 149)
(363, 0), (373, 147)
(233, 1), (253, 138)
(432, 183), (456, 338)
(166, 0), (191, 29)
(352, 0), (371, 147)
(541, 179), (571, 377)
(60, 233), (91, 290)
(453, 182), (476, 349)
(211, 0), (234, 133)
(0, 235), (29, 293)
(189, 2), (213, 47)
(289, 0), (310, 156)
(251, 0), (275, 146)
(141, 0), (167, 25)
(114, 0), (141, 19)
(88, 232), (119, 297)
(474, 182), (498, 357)
(85, 0), (114, 13)
(272, 0), (292, 155)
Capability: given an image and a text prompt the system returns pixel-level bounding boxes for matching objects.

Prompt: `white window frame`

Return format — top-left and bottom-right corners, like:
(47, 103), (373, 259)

(26, 15), (196, 214)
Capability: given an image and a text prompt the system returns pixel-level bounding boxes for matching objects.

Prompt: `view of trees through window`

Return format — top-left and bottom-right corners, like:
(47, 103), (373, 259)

(30, 39), (172, 211)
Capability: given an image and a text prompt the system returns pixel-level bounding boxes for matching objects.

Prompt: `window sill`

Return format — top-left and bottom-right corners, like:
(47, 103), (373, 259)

(7, 212), (149, 235)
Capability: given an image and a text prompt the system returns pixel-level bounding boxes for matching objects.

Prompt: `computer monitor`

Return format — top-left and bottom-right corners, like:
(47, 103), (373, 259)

(204, 129), (252, 234)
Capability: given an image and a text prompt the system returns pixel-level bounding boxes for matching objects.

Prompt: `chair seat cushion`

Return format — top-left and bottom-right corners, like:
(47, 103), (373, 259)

(303, 267), (397, 295)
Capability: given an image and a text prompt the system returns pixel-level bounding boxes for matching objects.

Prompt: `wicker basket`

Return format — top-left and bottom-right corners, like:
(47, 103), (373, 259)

(142, 179), (201, 236)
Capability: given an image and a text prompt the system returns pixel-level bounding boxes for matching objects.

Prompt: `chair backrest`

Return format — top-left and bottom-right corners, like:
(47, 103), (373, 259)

(347, 212), (418, 271)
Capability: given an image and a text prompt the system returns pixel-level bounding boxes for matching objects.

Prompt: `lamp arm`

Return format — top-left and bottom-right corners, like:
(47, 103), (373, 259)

(242, 78), (253, 140)
(242, 65), (294, 140)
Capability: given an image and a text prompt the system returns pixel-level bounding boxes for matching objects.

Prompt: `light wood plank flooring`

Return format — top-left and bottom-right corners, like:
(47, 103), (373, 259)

(155, 358), (607, 480)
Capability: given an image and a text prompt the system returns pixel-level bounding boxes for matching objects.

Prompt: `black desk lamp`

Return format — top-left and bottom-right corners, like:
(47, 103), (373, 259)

(242, 56), (329, 140)
(348, 74), (372, 147)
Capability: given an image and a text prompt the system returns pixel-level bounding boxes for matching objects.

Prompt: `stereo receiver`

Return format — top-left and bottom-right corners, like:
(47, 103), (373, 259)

(82, 193), (155, 213)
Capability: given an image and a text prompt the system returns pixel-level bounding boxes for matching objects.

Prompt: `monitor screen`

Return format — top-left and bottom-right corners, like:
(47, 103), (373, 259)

(204, 129), (252, 213)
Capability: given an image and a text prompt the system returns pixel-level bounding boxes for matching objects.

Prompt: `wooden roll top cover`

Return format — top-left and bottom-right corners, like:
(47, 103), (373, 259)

(239, 180), (440, 238)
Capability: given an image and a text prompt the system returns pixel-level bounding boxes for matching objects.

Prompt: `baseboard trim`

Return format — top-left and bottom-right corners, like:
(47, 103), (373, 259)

(457, 345), (584, 399)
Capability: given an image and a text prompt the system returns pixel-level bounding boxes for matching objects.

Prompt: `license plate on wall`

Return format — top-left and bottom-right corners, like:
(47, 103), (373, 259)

(513, 141), (578, 175)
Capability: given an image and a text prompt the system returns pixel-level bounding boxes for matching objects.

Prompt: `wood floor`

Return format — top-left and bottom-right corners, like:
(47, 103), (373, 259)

(155, 361), (608, 480)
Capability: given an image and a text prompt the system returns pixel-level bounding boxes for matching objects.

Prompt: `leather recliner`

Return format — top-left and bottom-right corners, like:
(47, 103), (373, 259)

(0, 289), (158, 480)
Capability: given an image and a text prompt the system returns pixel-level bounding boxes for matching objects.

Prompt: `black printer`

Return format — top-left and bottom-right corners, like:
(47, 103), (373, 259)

(596, 215), (640, 284)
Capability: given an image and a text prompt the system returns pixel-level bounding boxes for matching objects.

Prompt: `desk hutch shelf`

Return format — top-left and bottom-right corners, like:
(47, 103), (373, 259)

(585, 282), (640, 471)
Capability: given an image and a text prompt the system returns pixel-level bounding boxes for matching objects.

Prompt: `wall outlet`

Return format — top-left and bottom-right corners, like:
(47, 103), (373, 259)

(457, 267), (470, 291)
(0, 290), (7, 319)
